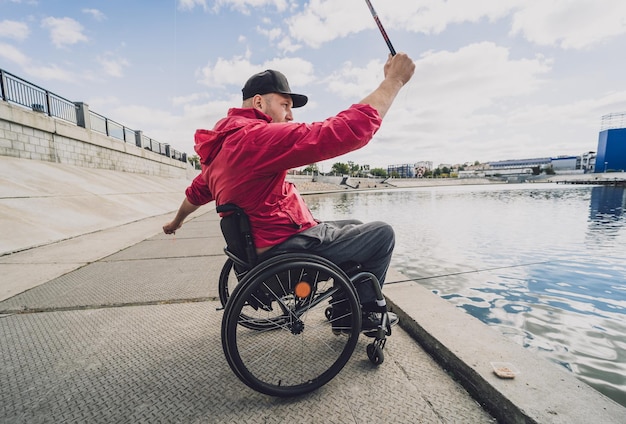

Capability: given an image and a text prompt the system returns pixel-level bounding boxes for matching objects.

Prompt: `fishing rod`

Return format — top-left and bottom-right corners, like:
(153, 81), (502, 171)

(364, 0), (396, 56)
(385, 260), (558, 285)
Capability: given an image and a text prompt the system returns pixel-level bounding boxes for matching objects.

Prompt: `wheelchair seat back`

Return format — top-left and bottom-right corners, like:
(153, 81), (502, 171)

(216, 203), (258, 268)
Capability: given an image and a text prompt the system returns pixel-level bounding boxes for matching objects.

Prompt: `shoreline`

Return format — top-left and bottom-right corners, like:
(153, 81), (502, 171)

(290, 172), (626, 194)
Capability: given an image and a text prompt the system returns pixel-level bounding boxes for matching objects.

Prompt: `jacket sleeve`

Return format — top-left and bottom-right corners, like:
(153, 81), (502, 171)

(185, 173), (214, 206)
(238, 104), (382, 174)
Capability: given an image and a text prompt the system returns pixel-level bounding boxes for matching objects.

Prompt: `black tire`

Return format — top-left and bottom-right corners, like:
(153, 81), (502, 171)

(219, 258), (286, 331)
(367, 343), (384, 365)
(221, 253), (361, 397)
(218, 258), (235, 308)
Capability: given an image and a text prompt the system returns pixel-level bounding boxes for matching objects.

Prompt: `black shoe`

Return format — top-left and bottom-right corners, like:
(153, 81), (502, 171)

(331, 307), (353, 335)
(361, 311), (398, 337)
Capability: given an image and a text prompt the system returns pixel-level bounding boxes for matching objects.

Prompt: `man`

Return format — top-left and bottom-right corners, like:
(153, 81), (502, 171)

(164, 52), (415, 333)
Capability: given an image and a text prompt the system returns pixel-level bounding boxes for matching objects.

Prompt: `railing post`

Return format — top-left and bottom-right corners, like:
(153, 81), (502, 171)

(134, 130), (143, 148)
(74, 102), (91, 129)
(45, 89), (52, 116)
(0, 69), (6, 101)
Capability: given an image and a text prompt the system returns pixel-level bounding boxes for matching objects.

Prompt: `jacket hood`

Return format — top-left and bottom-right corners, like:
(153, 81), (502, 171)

(194, 108), (270, 165)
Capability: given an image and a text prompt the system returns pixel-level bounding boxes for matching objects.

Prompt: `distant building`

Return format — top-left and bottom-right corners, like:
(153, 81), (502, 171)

(551, 156), (578, 171)
(581, 151), (596, 173)
(387, 161), (433, 178)
(460, 154), (591, 178)
(488, 157), (552, 170)
(388, 164), (415, 178)
(595, 113), (626, 173)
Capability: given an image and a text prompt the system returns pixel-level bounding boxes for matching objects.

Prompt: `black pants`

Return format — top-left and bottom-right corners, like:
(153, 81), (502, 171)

(270, 220), (395, 304)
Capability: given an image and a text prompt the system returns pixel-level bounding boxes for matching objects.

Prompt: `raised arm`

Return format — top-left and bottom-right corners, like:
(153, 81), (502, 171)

(358, 52), (415, 119)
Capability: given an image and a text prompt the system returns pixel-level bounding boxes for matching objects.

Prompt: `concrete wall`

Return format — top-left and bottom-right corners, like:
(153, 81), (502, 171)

(0, 100), (201, 255)
(0, 100), (196, 180)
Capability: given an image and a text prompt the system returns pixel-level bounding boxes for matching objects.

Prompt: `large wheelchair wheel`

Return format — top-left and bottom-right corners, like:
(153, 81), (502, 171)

(218, 258), (239, 307)
(221, 253), (361, 397)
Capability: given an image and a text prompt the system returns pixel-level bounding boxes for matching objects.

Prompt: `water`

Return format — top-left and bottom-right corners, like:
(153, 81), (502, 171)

(304, 183), (626, 407)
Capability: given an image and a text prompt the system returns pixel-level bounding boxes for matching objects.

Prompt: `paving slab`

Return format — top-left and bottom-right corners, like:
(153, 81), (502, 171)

(0, 301), (494, 424)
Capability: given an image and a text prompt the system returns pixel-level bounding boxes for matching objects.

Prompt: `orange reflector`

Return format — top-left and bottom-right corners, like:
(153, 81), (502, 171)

(294, 281), (312, 298)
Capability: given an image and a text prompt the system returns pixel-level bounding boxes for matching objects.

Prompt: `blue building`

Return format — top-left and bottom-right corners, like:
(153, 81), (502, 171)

(596, 113), (626, 173)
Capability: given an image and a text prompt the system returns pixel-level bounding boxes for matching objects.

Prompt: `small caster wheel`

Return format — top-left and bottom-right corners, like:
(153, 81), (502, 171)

(325, 306), (332, 321)
(367, 343), (384, 365)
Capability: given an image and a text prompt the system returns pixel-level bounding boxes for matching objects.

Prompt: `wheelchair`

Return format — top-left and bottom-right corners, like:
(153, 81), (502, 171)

(216, 204), (393, 397)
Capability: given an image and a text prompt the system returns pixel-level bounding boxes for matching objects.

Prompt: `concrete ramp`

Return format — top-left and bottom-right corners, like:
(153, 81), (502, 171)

(0, 156), (194, 255)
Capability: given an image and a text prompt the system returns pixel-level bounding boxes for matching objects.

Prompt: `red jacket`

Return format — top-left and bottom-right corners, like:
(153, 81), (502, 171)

(185, 104), (382, 248)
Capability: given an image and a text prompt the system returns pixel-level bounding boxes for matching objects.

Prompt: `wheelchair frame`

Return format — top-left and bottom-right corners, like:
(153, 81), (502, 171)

(216, 203), (392, 397)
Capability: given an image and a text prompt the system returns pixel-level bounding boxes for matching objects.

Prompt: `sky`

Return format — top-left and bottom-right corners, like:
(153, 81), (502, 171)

(2, 0), (626, 172)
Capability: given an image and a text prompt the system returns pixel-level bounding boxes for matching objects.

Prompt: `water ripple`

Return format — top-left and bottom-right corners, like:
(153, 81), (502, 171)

(305, 184), (626, 407)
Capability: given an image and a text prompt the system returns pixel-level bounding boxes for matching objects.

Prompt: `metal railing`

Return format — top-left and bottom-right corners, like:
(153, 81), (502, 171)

(1, 68), (188, 163)
(600, 112), (626, 131)
(0, 68), (77, 124)
(89, 110), (108, 134)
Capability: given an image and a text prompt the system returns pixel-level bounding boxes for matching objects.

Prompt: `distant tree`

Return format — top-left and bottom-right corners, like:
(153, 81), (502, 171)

(370, 167), (388, 178)
(188, 154), (201, 170)
(331, 162), (351, 175)
(346, 161), (361, 177)
(302, 163), (318, 174)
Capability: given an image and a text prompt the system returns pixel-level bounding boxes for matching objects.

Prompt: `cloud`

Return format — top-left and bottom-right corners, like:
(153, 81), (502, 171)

(510, 0), (626, 49)
(286, 1), (372, 48)
(197, 55), (257, 88)
(0, 42), (30, 66)
(256, 25), (282, 42)
(177, 0), (293, 15)
(384, 0), (520, 35)
(325, 59), (384, 100)
(27, 64), (77, 83)
(286, 0), (626, 52)
(0, 42), (78, 83)
(41, 17), (88, 48)
(96, 53), (130, 78)
(284, 0), (521, 49)
(214, 0), (291, 14)
(0, 20), (30, 41)
(82, 9), (107, 22)
(197, 54), (315, 92)
(413, 42), (552, 109)
(178, 0), (209, 11)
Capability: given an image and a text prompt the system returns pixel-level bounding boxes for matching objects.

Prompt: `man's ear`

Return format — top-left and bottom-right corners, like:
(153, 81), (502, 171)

(253, 94), (264, 110)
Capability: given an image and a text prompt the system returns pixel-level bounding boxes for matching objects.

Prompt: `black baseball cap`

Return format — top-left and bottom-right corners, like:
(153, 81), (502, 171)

(242, 69), (308, 108)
